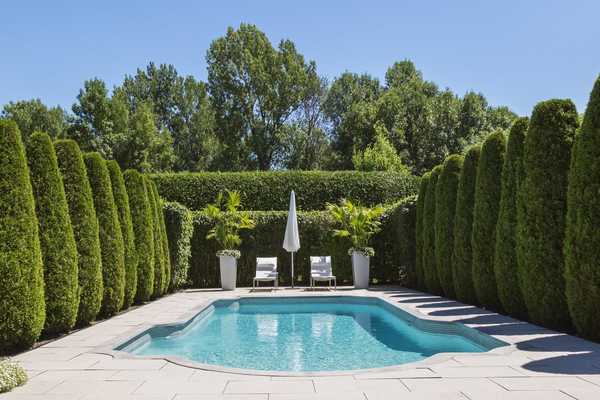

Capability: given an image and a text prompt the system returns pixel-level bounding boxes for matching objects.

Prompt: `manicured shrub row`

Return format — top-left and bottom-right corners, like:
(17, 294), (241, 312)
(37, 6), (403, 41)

(422, 167), (442, 295)
(146, 177), (165, 297)
(152, 171), (418, 211)
(163, 202), (194, 290)
(152, 182), (172, 293)
(415, 176), (429, 290)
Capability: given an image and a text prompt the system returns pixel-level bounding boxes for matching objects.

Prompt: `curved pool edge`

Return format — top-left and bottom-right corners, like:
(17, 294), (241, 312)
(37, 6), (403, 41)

(91, 292), (516, 377)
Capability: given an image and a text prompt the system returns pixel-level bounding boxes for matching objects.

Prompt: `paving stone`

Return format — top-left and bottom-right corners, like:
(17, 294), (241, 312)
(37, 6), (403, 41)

(431, 366), (525, 378)
(134, 380), (226, 395)
(47, 380), (143, 395)
(89, 359), (167, 370)
(224, 380), (315, 394)
(491, 376), (600, 391)
(364, 391), (467, 400)
(270, 393), (365, 400)
(401, 378), (506, 393)
(462, 390), (575, 400)
(560, 386), (600, 400)
(174, 395), (268, 400)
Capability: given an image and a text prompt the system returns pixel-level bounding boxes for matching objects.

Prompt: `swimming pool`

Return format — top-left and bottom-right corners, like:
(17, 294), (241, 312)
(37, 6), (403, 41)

(116, 296), (506, 372)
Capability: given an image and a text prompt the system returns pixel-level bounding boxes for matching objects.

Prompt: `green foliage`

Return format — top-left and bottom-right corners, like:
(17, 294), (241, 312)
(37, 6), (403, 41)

(422, 166), (442, 295)
(0, 120), (45, 352)
(391, 197), (417, 287)
(204, 191), (255, 252)
(164, 202), (194, 289)
(565, 76), (600, 340)
(26, 132), (79, 334)
(152, 171), (418, 211)
(517, 99), (578, 330)
(352, 124), (409, 173)
(84, 152), (125, 316)
(472, 130), (506, 311)
(150, 181), (171, 293)
(415, 175), (428, 289)
(1, 99), (68, 142)
(327, 199), (384, 254)
(123, 170), (154, 302)
(107, 160), (137, 309)
(0, 359), (28, 393)
(435, 155), (463, 298)
(54, 139), (103, 326)
(452, 145), (481, 305)
(146, 177), (165, 297)
(494, 118), (529, 318)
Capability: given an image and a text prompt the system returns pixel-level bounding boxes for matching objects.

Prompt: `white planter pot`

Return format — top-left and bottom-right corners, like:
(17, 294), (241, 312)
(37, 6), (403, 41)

(219, 255), (237, 290)
(352, 251), (370, 289)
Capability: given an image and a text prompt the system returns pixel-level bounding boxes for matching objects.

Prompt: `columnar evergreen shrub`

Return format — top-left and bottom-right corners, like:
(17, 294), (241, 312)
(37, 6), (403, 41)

(422, 166), (442, 295)
(107, 160), (137, 309)
(146, 176), (165, 297)
(55, 140), (103, 326)
(453, 145), (480, 305)
(415, 175), (429, 290)
(472, 131), (506, 311)
(494, 118), (529, 318)
(151, 181), (171, 293)
(164, 202), (194, 289)
(517, 99), (578, 330)
(84, 153), (125, 316)
(435, 155), (463, 298)
(395, 196), (417, 287)
(26, 132), (79, 334)
(124, 170), (154, 302)
(0, 120), (45, 352)
(565, 77), (600, 340)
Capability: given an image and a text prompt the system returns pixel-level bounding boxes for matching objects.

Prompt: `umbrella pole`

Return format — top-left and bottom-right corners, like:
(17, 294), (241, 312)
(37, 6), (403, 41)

(291, 252), (294, 288)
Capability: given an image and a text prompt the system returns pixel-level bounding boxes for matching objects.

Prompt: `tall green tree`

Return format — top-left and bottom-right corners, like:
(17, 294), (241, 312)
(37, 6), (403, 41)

(517, 99), (578, 330)
(1, 99), (68, 142)
(27, 132), (79, 334)
(352, 123), (409, 173)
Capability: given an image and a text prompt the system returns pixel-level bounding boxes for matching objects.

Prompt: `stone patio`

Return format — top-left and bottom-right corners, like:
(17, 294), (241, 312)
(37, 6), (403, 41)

(3, 287), (600, 400)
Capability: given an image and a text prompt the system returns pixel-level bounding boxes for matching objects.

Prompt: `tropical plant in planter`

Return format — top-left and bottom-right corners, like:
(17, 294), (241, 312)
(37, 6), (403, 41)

(204, 191), (255, 290)
(327, 199), (384, 288)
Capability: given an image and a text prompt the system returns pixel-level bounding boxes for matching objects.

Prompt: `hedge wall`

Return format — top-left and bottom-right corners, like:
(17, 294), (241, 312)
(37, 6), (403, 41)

(472, 130), (506, 311)
(517, 99), (578, 330)
(146, 177), (165, 297)
(452, 145), (481, 305)
(0, 120), (45, 352)
(164, 202), (194, 290)
(565, 76), (600, 340)
(152, 171), (418, 210)
(435, 155), (463, 298)
(55, 140), (103, 326)
(26, 132), (79, 334)
(186, 199), (416, 288)
(124, 170), (154, 302)
(422, 166), (442, 295)
(85, 153), (125, 316)
(415, 175), (429, 290)
(151, 181), (171, 293)
(107, 161), (137, 309)
(494, 118), (529, 319)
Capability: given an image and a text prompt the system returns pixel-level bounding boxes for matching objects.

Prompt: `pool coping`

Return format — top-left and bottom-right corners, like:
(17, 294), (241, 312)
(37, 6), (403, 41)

(91, 291), (520, 377)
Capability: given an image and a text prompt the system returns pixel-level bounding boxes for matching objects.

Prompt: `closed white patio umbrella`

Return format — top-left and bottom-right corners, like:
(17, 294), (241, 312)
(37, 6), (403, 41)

(283, 190), (300, 288)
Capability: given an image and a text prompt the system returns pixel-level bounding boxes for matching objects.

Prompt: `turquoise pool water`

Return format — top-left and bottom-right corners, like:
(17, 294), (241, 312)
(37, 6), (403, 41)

(120, 297), (505, 372)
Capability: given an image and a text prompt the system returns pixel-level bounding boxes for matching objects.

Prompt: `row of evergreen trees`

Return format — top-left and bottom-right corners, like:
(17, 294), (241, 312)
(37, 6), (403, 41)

(415, 76), (600, 341)
(0, 121), (172, 353)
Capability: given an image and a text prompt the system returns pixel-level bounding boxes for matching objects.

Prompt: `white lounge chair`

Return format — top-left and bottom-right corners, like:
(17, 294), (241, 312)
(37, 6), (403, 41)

(310, 256), (336, 290)
(253, 257), (278, 289)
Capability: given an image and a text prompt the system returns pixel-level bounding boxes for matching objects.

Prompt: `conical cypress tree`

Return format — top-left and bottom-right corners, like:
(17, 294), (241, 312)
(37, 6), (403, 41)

(472, 130), (506, 311)
(415, 174), (429, 290)
(453, 145), (481, 305)
(26, 132), (79, 334)
(85, 153), (125, 316)
(517, 99), (578, 330)
(494, 118), (529, 319)
(55, 140), (103, 326)
(124, 170), (154, 303)
(107, 161), (137, 309)
(0, 120), (45, 351)
(435, 155), (463, 298)
(422, 165), (443, 295)
(151, 181), (172, 292)
(565, 76), (600, 340)
(146, 176), (165, 298)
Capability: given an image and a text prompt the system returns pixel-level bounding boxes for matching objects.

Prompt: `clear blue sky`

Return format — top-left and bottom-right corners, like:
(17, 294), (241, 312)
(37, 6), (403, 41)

(2, 0), (599, 116)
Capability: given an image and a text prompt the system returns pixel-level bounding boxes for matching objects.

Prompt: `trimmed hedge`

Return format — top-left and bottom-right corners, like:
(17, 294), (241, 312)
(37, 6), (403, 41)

(472, 130), (506, 311)
(55, 140), (103, 326)
(565, 76), (600, 340)
(26, 132), (79, 334)
(422, 166), (442, 295)
(0, 120), (45, 352)
(146, 177), (165, 297)
(435, 155), (463, 298)
(415, 175), (429, 290)
(394, 197), (417, 287)
(152, 171), (418, 210)
(85, 153), (125, 316)
(0, 359), (28, 393)
(164, 202), (194, 289)
(107, 161), (137, 309)
(517, 99), (578, 330)
(494, 118), (529, 319)
(124, 170), (154, 302)
(151, 182), (171, 293)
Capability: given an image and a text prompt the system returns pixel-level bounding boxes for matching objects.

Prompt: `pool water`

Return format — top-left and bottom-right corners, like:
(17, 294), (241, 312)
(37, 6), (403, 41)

(120, 297), (505, 372)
